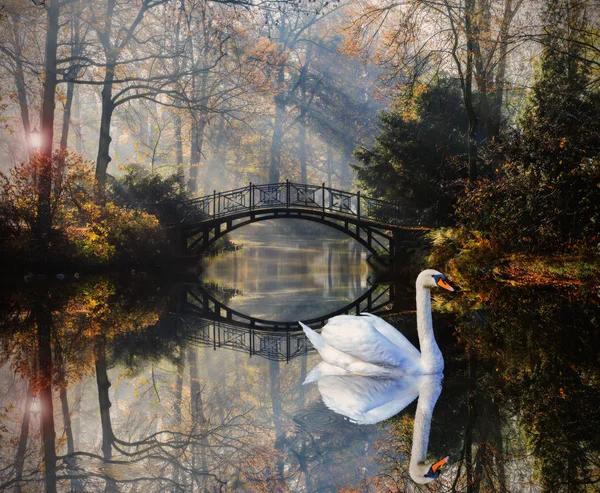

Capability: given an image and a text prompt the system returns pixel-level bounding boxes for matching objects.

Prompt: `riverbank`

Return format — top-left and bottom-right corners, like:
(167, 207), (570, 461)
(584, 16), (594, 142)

(427, 227), (600, 290)
(492, 254), (600, 288)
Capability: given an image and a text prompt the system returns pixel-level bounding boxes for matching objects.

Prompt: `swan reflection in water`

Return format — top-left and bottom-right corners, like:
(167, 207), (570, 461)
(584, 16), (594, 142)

(305, 372), (448, 484)
(300, 270), (454, 483)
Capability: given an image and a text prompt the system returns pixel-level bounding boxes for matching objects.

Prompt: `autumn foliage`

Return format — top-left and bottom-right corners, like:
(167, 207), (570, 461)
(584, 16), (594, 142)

(0, 150), (166, 267)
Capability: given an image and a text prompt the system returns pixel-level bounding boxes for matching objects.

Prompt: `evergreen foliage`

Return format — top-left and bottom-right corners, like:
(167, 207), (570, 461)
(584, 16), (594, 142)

(354, 78), (468, 224)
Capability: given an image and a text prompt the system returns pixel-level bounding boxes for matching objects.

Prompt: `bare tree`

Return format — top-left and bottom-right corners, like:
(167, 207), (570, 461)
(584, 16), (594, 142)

(346, 0), (528, 181)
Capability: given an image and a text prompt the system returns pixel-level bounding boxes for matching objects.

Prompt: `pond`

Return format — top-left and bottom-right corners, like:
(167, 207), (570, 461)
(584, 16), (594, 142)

(0, 221), (598, 492)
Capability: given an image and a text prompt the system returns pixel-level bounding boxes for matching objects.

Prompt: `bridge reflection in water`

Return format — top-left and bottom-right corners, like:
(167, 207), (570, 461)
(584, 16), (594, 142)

(174, 283), (410, 362)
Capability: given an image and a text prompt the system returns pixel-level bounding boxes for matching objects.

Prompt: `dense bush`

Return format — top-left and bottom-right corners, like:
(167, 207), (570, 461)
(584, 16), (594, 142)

(454, 2), (600, 254)
(456, 160), (600, 253)
(0, 151), (166, 266)
(108, 164), (187, 224)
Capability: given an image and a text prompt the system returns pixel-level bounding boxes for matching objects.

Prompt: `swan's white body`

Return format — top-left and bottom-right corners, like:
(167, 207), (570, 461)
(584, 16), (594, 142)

(301, 270), (451, 377)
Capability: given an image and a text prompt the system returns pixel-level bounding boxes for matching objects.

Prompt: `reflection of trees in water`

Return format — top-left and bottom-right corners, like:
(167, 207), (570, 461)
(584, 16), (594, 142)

(3, 278), (595, 491)
(348, 285), (600, 492)
(0, 279), (383, 492)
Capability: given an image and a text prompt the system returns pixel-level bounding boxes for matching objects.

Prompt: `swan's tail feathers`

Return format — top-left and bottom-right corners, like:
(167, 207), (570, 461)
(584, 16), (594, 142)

(303, 367), (320, 385)
(299, 321), (325, 350)
(359, 312), (379, 319)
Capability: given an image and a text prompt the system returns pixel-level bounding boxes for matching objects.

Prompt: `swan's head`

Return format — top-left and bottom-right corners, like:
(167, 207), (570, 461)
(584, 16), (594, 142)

(417, 269), (454, 292)
(410, 456), (449, 484)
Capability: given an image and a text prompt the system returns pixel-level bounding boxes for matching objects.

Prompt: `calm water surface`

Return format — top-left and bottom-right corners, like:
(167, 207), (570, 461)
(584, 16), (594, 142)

(0, 223), (598, 492)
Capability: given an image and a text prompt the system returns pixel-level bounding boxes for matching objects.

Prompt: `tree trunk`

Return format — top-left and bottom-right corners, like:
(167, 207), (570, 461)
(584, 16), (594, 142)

(139, 100), (149, 149)
(60, 2), (81, 150)
(173, 10), (185, 191)
(187, 347), (208, 488)
(171, 347), (184, 492)
(188, 24), (209, 196)
(189, 115), (206, 195)
(60, 81), (75, 149)
(299, 123), (307, 184)
(206, 114), (226, 191)
(11, 15), (31, 157)
(464, 0), (479, 182)
(95, 61), (116, 193)
(73, 382), (82, 449)
(174, 114), (184, 187)
(269, 359), (285, 485)
(341, 141), (353, 187)
(14, 384), (33, 493)
(298, 61), (310, 184)
(36, 0), (61, 242)
(35, 293), (57, 493)
(465, 356), (477, 493)
(269, 92), (286, 184)
(73, 88), (82, 153)
(95, 335), (113, 460)
(490, 0), (515, 137)
(298, 356), (307, 407)
(59, 385), (75, 455)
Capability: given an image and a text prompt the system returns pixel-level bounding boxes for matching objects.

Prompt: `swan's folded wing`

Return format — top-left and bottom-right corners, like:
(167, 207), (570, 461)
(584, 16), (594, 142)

(322, 316), (418, 368)
(360, 313), (421, 361)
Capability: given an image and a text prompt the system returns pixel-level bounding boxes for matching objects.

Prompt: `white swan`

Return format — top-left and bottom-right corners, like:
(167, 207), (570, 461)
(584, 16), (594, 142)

(310, 373), (449, 483)
(300, 269), (454, 377)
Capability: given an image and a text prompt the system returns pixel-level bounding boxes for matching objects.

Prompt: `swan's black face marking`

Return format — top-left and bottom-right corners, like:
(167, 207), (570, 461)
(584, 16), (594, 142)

(432, 274), (454, 292)
(425, 456), (449, 479)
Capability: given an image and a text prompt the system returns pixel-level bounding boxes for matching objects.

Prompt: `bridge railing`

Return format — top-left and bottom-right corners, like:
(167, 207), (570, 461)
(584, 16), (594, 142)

(178, 181), (430, 226)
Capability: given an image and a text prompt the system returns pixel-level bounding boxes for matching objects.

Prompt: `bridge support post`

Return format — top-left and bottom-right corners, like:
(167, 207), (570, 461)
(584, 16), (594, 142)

(170, 225), (187, 257)
(392, 229), (405, 278)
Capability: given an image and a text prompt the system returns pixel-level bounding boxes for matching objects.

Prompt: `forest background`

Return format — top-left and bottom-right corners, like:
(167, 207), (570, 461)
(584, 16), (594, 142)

(0, 0), (598, 276)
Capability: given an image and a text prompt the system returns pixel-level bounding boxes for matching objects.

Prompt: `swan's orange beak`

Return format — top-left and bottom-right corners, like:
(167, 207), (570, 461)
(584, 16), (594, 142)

(436, 279), (454, 292)
(432, 456), (449, 474)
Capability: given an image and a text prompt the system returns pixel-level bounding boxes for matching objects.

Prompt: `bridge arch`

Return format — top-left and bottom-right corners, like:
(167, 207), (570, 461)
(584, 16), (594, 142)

(170, 182), (428, 258)
(185, 209), (392, 257)
(172, 282), (416, 361)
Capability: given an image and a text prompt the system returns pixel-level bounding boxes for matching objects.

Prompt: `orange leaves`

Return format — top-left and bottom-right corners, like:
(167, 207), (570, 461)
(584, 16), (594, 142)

(1, 149), (95, 234)
(1, 148), (166, 265)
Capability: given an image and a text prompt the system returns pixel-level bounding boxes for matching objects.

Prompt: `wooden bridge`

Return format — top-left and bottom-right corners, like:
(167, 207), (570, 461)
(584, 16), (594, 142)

(168, 181), (433, 258)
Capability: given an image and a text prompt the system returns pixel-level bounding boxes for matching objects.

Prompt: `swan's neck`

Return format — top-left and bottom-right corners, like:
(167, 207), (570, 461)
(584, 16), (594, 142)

(410, 376), (443, 470)
(416, 285), (444, 374)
